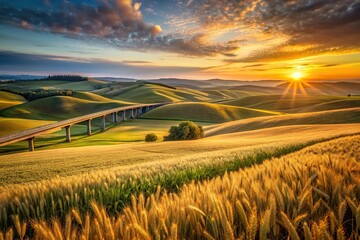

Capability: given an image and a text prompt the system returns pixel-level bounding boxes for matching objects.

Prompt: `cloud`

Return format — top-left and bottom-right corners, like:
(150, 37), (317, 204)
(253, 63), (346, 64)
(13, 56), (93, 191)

(242, 63), (267, 68)
(4, 0), (358, 60)
(0, 0), (239, 57)
(0, 0), (161, 40)
(189, 0), (360, 61)
(141, 34), (240, 57)
(0, 51), (202, 78)
(122, 60), (152, 64)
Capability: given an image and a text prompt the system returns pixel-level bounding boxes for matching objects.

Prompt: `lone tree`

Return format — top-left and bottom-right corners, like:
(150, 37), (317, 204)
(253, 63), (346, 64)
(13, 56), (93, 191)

(164, 121), (204, 141)
(145, 133), (158, 142)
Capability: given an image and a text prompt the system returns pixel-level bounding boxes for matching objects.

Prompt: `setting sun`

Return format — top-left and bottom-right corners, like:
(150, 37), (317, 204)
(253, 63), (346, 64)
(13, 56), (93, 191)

(292, 71), (303, 80)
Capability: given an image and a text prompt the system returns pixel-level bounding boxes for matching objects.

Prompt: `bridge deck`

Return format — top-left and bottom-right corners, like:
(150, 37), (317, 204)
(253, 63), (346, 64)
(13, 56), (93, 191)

(0, 102), (169, 147)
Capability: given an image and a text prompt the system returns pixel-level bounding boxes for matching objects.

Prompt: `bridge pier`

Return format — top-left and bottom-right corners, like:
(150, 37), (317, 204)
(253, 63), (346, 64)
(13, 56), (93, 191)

(113, 112), (118, 123)
(122, 111), (126, 122)
(27, 137), (35, 152)
(87, 119), (92, 135)
(65, 126), (71, 142)
(131, 109), (135, 119)
(101, 115), (106, 131)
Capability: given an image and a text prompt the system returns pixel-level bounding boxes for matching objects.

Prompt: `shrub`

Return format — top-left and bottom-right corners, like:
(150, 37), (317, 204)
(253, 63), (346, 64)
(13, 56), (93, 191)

(145, 133), (158, 142)
(164, 121), (204, 141)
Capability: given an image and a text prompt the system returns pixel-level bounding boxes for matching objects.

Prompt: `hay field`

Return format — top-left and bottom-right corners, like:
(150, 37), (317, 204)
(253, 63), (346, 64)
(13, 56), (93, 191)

(1, 132), (359, 239)
(0, 123), (358, 185)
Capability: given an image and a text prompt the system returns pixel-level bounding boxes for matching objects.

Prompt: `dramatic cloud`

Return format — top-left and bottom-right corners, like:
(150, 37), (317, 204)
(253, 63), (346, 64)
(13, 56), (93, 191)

(129, 34), (240, 57)
(0, 0), (239, 57)
(1, 0), (359, 60)
(190, 0), (360, 61)
(0, 0), (162, 39)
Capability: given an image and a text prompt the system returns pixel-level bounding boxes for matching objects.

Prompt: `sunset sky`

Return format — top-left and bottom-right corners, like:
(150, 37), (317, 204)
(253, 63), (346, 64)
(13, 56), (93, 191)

(0, 0), (359, 81)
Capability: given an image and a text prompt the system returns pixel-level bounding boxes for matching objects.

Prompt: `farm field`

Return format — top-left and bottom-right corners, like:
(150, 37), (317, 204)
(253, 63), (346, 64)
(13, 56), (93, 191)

(0, 123), (358, 185)
(0, 129), (359, 239)
(0, 77), (359, 239)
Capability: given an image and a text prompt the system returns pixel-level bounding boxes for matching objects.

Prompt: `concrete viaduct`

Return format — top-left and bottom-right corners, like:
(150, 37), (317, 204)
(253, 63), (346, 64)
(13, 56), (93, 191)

(0, 102), (169, 151)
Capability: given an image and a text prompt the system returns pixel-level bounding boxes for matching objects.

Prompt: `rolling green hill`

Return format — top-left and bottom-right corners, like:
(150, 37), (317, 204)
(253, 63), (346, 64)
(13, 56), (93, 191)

(0, 91), (27, 110)
(224, 95), (360, 112)
(202, 89), (254, 101)
(0, 80), (71, 89)
(140, 102), (282, 123)
(0, 78), (109, 91)
(297, 99), (360, 112)
(47, 79), (109, 91)
(0, 117), (54, 136)
(227, 85), (283, 94)
(106, 84), (222, 103)
(0, 95), (127, 120)
(72, 91), (132, 104)
(205, 107), (360, 136)
(277, 81), (360, 95)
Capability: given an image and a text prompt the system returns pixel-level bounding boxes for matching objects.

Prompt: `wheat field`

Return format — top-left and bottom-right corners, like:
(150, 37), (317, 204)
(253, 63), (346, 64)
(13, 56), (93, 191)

(1, 134), (359, 239)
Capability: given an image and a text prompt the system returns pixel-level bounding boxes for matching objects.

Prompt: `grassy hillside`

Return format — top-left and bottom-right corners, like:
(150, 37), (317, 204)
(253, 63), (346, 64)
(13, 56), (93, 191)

(228, 85), (283, 94)
(48, 78), (109, 91)
(141, 102), (281, 123)
(224, 94), (360, 112)
(107, 84), (222, 103)
(0, 80), (70, 89)
(0, 95), (127, 120)
(71, 91), (132, 104)
(277, 81), (360, 95)
(202, 89), (255, 101)
(0, 117), (54, 136)
(0, 79), (109, 91)
(205, 107), (360, 136)
(0, 119), (192, 154)
(0, 91), (26, 110)
(298, 98), (360, 112)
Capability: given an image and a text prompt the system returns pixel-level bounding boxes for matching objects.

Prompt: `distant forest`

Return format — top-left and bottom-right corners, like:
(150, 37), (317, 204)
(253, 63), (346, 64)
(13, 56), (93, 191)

(44, 75), (88, 81)
(0, 75), (88, 84)
(0, 88), (74, 101)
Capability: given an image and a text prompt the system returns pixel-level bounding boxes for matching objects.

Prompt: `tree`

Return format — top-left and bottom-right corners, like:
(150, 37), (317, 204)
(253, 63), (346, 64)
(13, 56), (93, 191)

(145, 133), (158, 142)
(348, 94), (351, 98)
(164, 121), (204, 141)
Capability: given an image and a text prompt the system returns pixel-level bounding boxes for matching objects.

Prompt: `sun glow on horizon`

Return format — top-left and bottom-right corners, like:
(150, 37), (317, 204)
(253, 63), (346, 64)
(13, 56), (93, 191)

(292, 71), (303, 81)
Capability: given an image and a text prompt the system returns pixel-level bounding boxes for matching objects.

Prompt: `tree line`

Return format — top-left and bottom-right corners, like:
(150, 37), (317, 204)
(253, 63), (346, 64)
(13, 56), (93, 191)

(44, 75), (88, 81)
(0, 88), (74, 101)
(0, 75), (88, 84)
